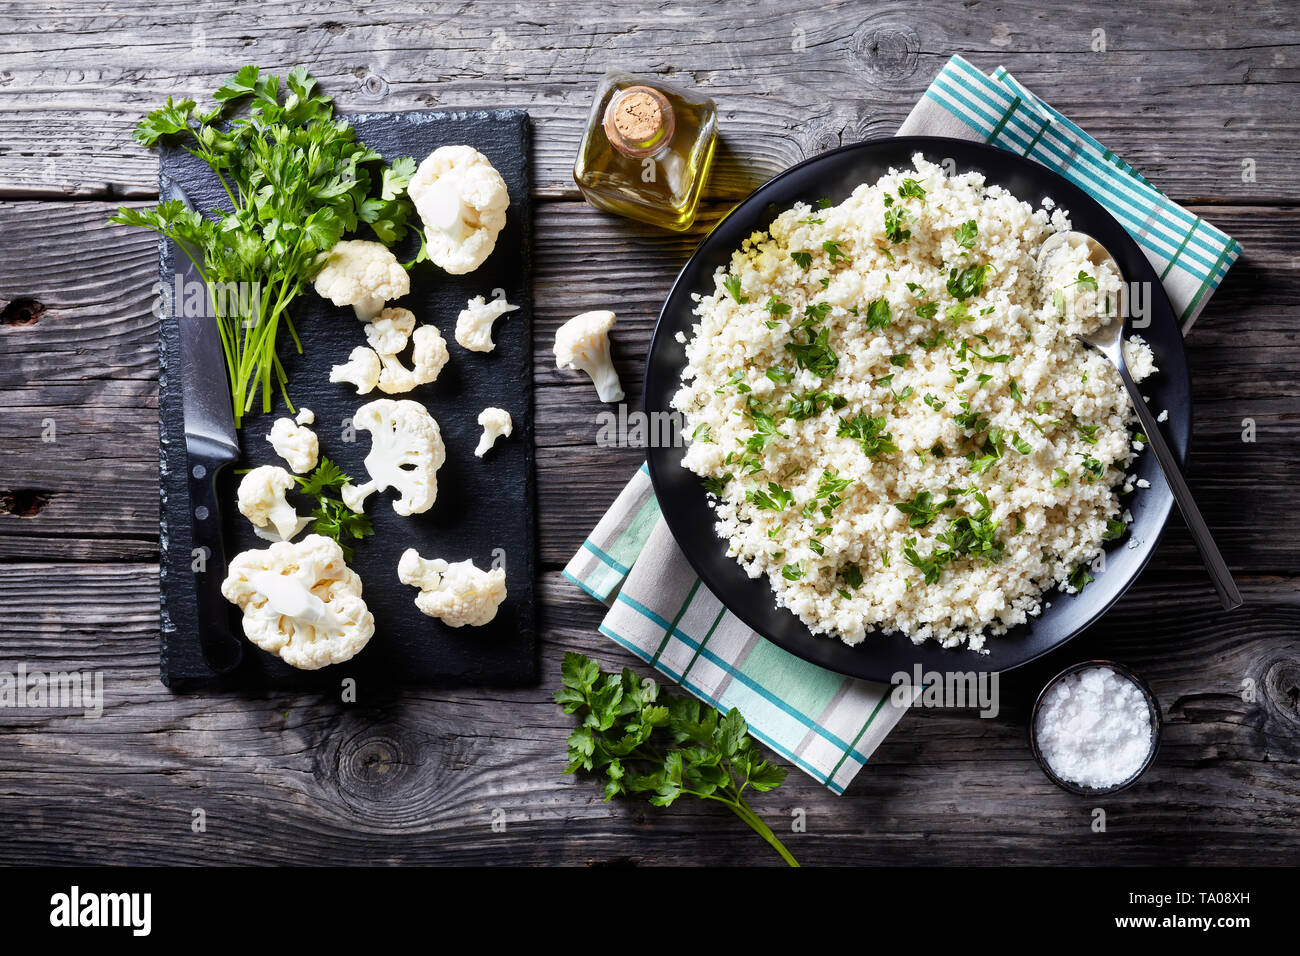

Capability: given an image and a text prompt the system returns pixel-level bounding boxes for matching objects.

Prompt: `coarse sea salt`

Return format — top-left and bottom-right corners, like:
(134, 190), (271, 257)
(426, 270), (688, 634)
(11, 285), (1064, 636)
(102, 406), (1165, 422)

(1035, 666), (1154, 789)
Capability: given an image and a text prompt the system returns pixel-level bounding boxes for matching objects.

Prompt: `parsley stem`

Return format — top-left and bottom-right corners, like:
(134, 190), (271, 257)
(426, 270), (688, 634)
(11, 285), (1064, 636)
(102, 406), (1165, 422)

(713, 792), (800, 867)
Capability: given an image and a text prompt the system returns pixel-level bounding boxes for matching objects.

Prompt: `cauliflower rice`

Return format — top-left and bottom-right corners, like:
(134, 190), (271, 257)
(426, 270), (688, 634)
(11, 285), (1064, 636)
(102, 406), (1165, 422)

(673, 155), (1155, 650)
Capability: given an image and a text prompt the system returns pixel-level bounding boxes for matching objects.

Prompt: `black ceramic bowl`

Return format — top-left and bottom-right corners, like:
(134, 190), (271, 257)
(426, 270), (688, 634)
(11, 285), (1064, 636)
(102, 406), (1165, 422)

(643, 136), (1191, 683)
(1029, 659), (1162, 795)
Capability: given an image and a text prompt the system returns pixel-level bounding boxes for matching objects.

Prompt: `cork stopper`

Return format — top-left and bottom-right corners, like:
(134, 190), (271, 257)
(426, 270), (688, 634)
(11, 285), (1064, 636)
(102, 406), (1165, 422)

(603, 85), (675, 158)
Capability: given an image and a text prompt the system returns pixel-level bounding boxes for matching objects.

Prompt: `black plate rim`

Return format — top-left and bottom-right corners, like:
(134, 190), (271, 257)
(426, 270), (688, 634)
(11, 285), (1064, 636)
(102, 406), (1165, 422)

(643, 135), (1191, 682)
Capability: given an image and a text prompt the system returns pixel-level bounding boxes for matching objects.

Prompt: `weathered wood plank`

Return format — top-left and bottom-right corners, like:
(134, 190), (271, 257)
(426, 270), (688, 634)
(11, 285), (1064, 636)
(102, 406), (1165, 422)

(0, 1), (1298, 201)
(0, 563), (1295, 864)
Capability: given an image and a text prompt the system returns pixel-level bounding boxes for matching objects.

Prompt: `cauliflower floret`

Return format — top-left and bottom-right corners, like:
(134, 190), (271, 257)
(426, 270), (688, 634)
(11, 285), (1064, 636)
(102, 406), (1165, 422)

(295, 407), (315, 426)
(409, 145), (509, 275)
(363, 307), (449, 393)
(454, 294), (520, 352)
(236, 465), (309, 543)
(342, 398), (445, 516)
(474, 407), (513, 457)
(313, 239), (410, 321)
(267, 416), (319, 474)
(554, 310), (624, 402)
(397, 549), (507, 627)
(221, 534), (375, 670)
(330, 346), (382, 394)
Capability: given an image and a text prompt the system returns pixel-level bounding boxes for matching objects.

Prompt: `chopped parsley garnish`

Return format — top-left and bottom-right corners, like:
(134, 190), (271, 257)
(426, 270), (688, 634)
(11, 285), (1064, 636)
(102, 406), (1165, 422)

(895, 490), (956, 528)
(786, 389), (846, 421)
(865, 297), (892, 330)
(837, 412), (897, 458)
(1104, 519), (1127, 540)
(765, 295), (792, 317)
(884, 205), (911, 243)
(1008, 378), (1024, 403)
(785, 324), (838, 377)
(1052, 468), (1071, 487)
(898, 178), (927, 202)
(916, 301), (939, 320)
(701, 473), (733, 496)
(781, 562), (806, 581)
(790, 251), (812, 269)
(722, 274), (748, 303)
(889, 352), (911, 367)
(747, 482), (795, 511)
(822, 240), (851, 264)
(954, 219), (978, 249)
(946, 263), (990, 300)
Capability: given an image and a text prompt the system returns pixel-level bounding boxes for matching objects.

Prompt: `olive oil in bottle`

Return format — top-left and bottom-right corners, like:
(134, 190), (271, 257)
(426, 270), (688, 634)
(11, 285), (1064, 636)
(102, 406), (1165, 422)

(573, 71), (718, 231)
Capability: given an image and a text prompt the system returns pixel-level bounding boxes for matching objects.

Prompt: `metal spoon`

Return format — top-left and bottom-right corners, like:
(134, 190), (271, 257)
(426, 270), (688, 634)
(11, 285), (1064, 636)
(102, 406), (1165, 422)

(1037, 231), (1242, 611)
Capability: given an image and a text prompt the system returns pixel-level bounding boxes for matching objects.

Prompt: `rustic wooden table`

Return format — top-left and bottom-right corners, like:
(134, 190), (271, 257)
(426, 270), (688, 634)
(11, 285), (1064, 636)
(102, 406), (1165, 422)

(1, 1), (1296, 866)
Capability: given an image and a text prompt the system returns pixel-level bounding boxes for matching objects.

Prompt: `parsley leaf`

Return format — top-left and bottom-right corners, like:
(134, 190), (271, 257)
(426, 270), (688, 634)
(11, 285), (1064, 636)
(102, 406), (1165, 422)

(555, 652), (797, 865)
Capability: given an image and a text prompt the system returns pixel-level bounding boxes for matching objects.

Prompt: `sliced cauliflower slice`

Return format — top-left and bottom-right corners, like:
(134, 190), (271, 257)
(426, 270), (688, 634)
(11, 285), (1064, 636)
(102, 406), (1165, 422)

(237, 465), (309, 542)
(313, 239), (410, 320)
(409, 145), (509, 275)
(363, 307), (449, 394)
(554, 310), (624, 402)
(397, 549), (507, 628)
(342, 398), (445, 516)
(267, 416), (319, 474)
(330, 345), (382, 394)
(474, 407), (513, 457)
(455, 294), (520, 353)
(221, 534), (375, 670)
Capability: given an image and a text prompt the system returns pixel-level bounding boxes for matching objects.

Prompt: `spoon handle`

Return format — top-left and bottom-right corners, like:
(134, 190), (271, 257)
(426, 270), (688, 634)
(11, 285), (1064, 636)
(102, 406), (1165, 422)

(1118, 364), (1243, 610)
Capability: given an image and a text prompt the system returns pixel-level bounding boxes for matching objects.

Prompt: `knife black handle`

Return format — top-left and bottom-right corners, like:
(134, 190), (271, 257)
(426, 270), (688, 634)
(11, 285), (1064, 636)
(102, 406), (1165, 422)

(186, 436), (244, 675)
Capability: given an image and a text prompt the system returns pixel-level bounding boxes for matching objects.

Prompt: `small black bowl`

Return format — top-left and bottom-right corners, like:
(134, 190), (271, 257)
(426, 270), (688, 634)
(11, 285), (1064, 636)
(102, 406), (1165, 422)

(1029, 659), (1162, 796)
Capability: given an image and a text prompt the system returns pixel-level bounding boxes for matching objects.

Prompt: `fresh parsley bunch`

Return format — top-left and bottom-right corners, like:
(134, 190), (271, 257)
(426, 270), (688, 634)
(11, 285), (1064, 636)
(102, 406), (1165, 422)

(110, 65), (417, 426)
(555, 652), (798, 866)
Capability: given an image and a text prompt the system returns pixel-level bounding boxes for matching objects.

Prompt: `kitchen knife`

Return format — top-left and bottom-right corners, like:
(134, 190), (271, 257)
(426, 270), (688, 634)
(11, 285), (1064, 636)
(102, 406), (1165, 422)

(166, 177), (244, 674)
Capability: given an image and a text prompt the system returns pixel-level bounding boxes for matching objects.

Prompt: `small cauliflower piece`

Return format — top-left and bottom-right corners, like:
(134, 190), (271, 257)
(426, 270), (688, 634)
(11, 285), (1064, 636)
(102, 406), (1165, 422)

(267, 416), (319, 474)
(313, 239), (410, 321)
(342, 398), (445, 516)
(409, 145), (509, 275)
(397, 549), (507, 628)
(363, 307), (449, 393)
(330, 346), (382, 395)
(236, 465), (309, 543)
(455, 294), (520, 352)
(474, 407), (513, 457)
(295, 407), (315, 426)
(221, 534), (375, 670)
(554, 310), (624, 402)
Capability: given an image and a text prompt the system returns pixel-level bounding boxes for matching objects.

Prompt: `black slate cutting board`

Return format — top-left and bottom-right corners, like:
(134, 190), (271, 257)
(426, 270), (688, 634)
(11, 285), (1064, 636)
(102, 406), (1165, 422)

(158, 109), (537, 690)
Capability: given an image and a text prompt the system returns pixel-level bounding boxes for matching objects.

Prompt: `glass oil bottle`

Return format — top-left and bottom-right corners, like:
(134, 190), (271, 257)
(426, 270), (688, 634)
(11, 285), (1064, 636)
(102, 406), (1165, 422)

(573, 71), (718, 231)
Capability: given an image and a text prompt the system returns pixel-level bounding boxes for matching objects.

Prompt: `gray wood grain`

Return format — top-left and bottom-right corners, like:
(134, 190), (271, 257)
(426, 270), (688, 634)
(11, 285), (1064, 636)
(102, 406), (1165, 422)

(0, 0), (1297, 865)
(0, 1), (1298, 202)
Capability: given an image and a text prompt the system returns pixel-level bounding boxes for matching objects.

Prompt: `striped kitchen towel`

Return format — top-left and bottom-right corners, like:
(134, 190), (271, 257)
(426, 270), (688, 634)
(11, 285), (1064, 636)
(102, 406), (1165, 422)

(563, 464), (906, 794)
(564, 57), (1240, 793)
(900, 54), (1241, 332)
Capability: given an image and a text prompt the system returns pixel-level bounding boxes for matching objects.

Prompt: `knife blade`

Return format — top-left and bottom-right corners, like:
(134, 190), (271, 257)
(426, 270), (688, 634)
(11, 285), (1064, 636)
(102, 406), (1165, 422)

(165, 176), (244, 675)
